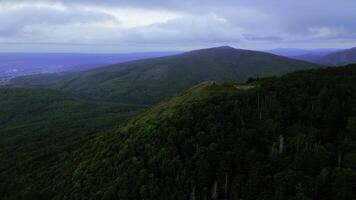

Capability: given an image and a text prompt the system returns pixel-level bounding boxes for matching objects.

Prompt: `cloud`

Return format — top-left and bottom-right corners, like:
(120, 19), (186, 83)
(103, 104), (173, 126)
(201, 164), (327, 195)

(0, 0), (356, 52)
(123, 14), (245, 45)
(0, 2), (182, 45)
(0, 2), (116, 37)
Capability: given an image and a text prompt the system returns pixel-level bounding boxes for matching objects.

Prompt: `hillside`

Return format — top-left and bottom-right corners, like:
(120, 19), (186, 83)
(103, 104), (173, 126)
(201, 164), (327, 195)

(267, 48), (344, 64)
(2, 64), (356, 200)
(0, 87), (141, 176)
(274, 47), (356, 66)
(10, 46), (320, 105)
(0, 52), (179, 85)
(268, 48), (338, 58)
(317, 47), (356, 66)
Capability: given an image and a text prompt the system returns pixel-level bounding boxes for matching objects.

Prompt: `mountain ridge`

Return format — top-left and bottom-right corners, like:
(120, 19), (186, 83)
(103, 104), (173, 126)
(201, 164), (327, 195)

(317, 46), (356, 65)
(10, 46), (320, 105)
(268, 46), (356, 66)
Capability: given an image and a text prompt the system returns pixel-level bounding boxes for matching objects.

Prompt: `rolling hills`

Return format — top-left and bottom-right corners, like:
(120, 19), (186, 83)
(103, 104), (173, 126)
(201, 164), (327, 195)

(0, 52), (179, 85)
(269, 47), (356, 66)
(317, 47), (356, 66)
(2, 64), (356, 199)
(10, 46), (320, 105)
(268, 48), (338, 59)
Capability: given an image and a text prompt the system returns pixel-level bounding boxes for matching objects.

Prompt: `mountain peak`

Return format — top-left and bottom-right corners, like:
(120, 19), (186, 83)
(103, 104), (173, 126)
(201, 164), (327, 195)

(216, 45), (235, 49)
(185, 46), (238, 55)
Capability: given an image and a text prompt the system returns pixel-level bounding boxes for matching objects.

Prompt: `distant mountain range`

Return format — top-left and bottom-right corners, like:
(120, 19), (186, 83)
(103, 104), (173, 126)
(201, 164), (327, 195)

(0, 51), (179, 84)
(268, 47), (356, 65)
(317, 47), (356, 65)
(10, 46), (319, 105)
(5, 46), (356, 88)
(267, 48), (339, 58)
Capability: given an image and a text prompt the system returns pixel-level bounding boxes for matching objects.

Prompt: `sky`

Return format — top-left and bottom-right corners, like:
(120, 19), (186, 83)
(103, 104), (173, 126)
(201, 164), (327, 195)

(0, 0), (356, 53)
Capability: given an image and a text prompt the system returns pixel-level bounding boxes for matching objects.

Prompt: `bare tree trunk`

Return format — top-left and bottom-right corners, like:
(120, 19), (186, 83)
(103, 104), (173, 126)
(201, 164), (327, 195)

(338, 151), (342, 167)
(279, 134), (284, 154)
(190, 185), (196, 200)
(259, 110), (262, 121)
(224, 173), (228, 198)
(211, 181), (218, 200)
(258, 94), (262, 121)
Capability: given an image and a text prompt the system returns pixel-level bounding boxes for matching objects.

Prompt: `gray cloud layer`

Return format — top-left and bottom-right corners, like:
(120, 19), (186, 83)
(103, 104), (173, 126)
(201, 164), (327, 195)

(0, 0), (355, 52)
(0, 5), (115, 36)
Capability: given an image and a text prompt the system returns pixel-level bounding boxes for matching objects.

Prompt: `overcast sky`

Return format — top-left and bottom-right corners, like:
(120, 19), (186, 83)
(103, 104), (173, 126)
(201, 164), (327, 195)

(0, 0), (356, 53)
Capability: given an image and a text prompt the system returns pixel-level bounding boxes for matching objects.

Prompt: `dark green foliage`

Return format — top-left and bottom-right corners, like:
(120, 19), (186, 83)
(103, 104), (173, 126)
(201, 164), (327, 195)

(0, 88), (142, 198)
(2, 64), (356, 200)
(10, 46), (319, 105)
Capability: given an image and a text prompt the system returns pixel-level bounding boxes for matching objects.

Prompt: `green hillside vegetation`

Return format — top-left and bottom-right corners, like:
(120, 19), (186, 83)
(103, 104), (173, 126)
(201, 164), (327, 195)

(0, 88), (141, 177)
(10, 46), (319, 105)
(2, 64), (356, 200)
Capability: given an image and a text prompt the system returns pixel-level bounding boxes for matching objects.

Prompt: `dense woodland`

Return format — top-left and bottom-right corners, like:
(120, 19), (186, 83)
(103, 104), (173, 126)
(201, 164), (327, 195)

(1, 64), (356, 199)
(0, 88), (141, 186)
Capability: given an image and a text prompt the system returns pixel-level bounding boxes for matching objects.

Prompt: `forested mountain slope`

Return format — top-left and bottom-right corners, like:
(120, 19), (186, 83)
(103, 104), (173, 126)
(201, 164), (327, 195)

(2, 64), (356, 200)
(0, 88), (141, 179)
(10, 46), (319, 105)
